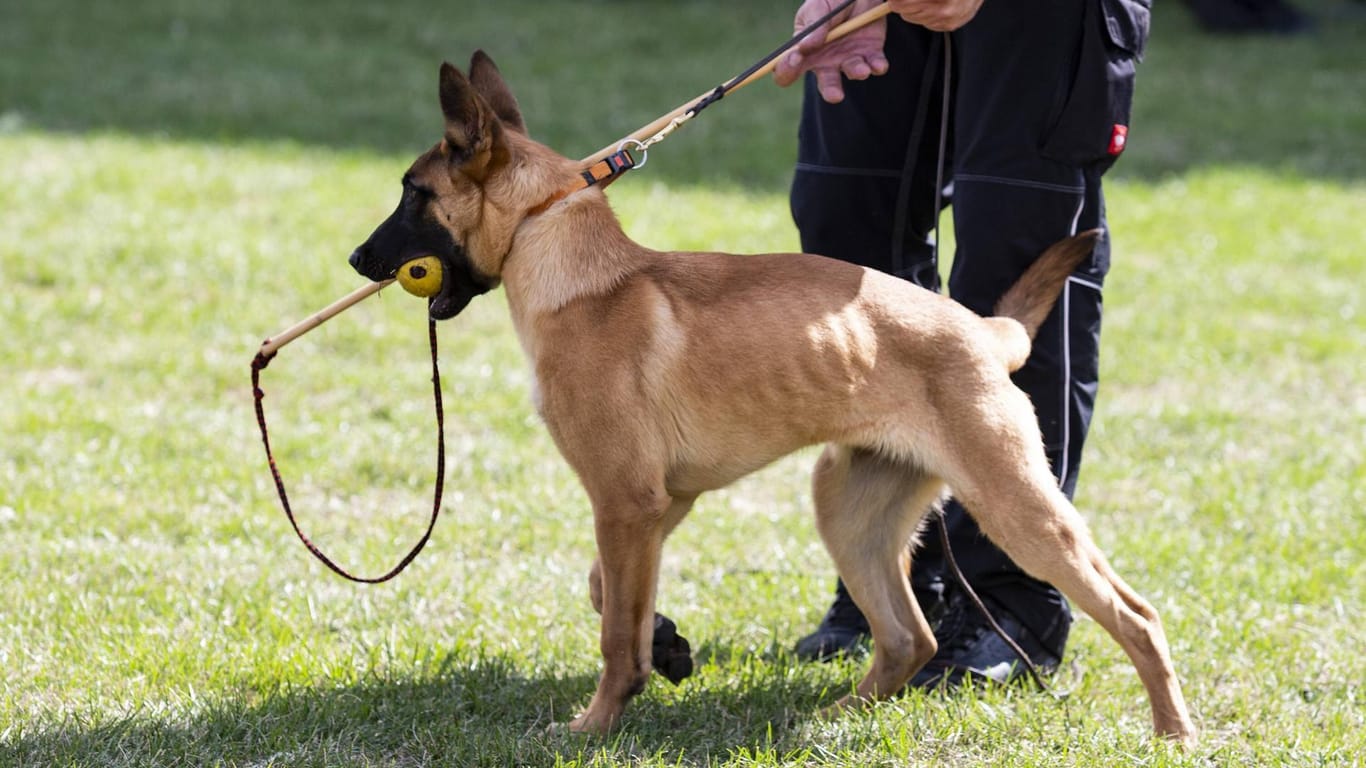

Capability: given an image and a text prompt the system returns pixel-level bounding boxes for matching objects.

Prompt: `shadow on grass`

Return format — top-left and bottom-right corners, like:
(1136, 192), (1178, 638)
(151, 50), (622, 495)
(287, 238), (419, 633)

(1, 651), (838, 766)
(3, 0), (1364, 186)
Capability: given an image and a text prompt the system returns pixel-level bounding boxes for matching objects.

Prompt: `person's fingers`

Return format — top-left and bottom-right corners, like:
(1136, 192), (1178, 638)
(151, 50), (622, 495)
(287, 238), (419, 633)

(775, 1), (890, 95)
(840, 55), (872, 81)
(918, 16), (957, 32)
(814, 67), (846, 103)
(773, 51), (806, 88)
(892, 0), (983, 31)
(796, 24), (831, 54)
(868, 50), (890, 76)
(793, 4), (825, 45)
(842, 52), (890, 80)
(795, 0), (862, 53)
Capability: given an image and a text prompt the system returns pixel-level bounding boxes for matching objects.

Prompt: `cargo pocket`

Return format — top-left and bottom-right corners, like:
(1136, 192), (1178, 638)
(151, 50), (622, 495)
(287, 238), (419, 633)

(1041, 0), (1151, 169)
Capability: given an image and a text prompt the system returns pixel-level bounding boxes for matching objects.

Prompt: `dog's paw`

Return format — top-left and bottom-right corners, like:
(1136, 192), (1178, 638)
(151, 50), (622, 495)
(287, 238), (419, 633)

(818, 693), (871, 722)
(544, 720), (574, 739)
(560, 707), (620, 737)
(545, 719), (605, 740)
(652, 613), (694, 685)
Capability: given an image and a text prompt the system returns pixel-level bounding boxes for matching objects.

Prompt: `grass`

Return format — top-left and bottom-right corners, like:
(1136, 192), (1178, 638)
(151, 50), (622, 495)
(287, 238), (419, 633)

(2, 0), (1364, 765)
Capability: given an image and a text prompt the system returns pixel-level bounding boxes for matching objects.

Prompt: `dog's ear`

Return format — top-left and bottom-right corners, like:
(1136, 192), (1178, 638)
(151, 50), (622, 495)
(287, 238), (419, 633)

(468, 50), (526, 135)
(438, 61), (508, 181)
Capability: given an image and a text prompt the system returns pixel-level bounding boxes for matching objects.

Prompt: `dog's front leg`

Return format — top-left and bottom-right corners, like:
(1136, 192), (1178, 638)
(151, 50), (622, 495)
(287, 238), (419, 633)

(569, 484), (672, 735)
(586, 493), (697, 616)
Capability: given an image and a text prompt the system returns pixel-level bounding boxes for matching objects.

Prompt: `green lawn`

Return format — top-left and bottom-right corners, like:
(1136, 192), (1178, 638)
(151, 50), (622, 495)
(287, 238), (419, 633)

(2, 1), (1364, 766)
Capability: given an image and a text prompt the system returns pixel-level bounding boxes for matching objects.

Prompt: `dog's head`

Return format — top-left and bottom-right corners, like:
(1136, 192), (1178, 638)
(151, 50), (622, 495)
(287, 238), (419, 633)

(349, 52), (535, 320)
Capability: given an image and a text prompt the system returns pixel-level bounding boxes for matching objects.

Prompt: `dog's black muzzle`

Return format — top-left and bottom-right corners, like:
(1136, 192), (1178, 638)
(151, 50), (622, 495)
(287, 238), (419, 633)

(349, 197), (492, 320)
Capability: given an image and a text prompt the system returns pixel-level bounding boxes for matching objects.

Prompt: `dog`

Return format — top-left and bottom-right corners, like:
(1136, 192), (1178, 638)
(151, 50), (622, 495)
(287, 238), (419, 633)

(347, 52), (1196, 746)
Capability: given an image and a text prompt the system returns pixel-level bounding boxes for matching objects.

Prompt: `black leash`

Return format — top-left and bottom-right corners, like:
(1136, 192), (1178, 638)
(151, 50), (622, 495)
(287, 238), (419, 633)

(688, 0), (859, 116)
(624, 0), (864, 158)
(890, 33), (944, 280)
(935, 506), (1067, 697)
(251, 318), (445, 583)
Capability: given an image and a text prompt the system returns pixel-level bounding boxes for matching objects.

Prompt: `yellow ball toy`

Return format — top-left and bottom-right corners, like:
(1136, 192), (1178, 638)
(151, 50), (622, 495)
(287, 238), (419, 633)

(396, 256), (443, 298)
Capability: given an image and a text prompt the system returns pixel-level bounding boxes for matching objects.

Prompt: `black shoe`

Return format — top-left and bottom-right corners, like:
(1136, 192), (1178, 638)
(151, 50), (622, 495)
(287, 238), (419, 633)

(794, 576), (950, 662)
(908, 593), (1070, 690)
(652, 613), (693, 684)
(793, 582), (870, 661)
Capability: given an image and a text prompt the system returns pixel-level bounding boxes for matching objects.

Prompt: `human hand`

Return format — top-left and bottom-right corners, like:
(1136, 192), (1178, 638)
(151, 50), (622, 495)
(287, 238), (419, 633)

(773, 0), (890, 104)
(888, 0), (984, 32)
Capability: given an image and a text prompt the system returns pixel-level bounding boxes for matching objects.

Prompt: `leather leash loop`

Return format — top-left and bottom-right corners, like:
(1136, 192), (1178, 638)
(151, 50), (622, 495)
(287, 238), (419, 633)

(252, 318), (446, 583)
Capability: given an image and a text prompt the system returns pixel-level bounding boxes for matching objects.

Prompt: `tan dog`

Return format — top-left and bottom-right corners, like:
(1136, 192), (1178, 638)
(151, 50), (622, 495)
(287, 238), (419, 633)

(348, 52), (1196, 746)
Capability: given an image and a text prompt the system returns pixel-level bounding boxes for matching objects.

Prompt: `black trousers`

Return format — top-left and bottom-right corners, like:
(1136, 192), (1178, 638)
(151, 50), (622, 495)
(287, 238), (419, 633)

(791, 0), (1149, 641)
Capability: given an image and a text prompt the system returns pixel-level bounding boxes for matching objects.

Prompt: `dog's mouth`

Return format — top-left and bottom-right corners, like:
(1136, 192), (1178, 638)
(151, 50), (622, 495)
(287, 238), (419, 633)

(426, 254), (464, 320)
(348, 209), (495, 321)
(425, 251), (493, 321)
(351, 245), (493, 321)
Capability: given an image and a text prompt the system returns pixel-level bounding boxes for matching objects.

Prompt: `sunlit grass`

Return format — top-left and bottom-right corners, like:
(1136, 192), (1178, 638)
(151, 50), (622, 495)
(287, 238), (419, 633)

(3, 122), (1362, 766)
(3, 0), (1365, 765)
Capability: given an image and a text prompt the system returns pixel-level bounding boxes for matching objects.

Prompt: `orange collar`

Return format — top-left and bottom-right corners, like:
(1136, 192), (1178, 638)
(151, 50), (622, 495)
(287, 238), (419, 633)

(526, 147), (638, 217)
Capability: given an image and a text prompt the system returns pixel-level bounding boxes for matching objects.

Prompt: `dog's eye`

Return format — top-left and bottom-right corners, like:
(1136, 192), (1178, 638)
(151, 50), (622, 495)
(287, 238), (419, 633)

(400, 175), (436, 201)
(412, 185), (435, 199)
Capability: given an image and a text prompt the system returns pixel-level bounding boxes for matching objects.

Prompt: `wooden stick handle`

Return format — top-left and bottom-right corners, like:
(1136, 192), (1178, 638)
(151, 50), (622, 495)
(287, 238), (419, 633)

(258, 279), (394, 357)
(584, 2), (895, 164)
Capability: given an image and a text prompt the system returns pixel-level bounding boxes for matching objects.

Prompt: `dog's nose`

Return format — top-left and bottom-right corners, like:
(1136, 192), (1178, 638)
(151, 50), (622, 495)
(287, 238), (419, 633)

(348, 247), (365, 271)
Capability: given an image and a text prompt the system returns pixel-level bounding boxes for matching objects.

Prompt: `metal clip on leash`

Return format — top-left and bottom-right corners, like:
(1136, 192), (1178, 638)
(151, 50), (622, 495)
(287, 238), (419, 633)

(618, 138), (648, 171)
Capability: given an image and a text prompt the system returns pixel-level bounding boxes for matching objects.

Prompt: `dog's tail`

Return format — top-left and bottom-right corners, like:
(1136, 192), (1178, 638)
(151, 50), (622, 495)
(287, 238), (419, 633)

(995, 229), (1102, 340)
(989, 229), (1101, 371)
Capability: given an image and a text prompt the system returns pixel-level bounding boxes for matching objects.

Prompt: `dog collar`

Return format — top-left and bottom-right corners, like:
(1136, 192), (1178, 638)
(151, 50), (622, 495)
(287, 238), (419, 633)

(527, 146), (638, 217)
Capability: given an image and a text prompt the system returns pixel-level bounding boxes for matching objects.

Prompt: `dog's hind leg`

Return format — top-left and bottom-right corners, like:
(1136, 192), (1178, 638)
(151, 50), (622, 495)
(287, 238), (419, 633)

(811, 445), (945, 708)
(944, 399), (1197, 745)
